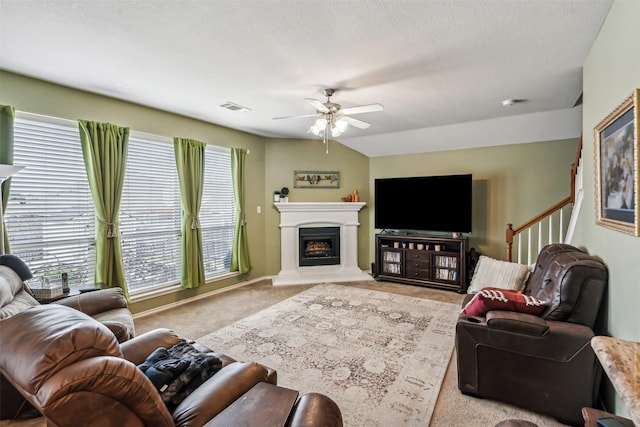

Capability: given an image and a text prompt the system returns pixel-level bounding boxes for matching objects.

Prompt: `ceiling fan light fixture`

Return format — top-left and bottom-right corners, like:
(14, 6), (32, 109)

(309, 124), (322, 136)
(309, 117), (329, 137)
(335, 118), (348, 133)
(290, 88), (382, 153)
(331, 121), (348, 137)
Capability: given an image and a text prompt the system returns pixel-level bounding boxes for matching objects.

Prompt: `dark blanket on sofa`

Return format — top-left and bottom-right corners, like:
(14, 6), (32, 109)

(138, 339), (223, 409)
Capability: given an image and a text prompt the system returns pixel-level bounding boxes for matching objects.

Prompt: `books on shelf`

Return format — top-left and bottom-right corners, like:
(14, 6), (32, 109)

(435, 255), (457, 268)
(383, 263), (401, 274)
(435, 268), (457, 281)
(383, 251), (401, 263)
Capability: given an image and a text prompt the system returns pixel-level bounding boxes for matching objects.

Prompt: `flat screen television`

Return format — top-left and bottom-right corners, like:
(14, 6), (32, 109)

(374, 174), (472, 233)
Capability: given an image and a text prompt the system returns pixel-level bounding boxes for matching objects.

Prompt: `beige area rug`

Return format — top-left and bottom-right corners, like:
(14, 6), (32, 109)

(197, 283), (461, 427)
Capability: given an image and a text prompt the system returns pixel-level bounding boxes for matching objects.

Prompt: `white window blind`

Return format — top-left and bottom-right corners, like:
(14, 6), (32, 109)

(120, 132), (182, 293)
(201, 146), (236, 276)
(6, 113), (95, 288)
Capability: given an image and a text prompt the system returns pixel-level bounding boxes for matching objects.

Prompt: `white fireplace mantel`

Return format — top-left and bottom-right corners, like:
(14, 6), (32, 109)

(275, 201), (365, 213)
(272, 202), (371, 286)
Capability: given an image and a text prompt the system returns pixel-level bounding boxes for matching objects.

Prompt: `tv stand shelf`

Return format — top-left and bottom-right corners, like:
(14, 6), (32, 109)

(375, 234), (468, 293)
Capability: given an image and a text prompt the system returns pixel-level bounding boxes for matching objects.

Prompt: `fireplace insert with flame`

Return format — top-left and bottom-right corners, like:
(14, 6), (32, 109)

(298, 227), (340, 267)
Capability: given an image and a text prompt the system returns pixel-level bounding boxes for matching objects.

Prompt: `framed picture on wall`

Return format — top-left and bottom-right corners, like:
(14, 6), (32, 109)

(293, 171), (340, 188)
(594, 88), (639, 236)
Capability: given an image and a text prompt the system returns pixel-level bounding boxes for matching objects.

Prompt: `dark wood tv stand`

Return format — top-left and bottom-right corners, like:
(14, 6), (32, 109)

(375, 233), (468, 293)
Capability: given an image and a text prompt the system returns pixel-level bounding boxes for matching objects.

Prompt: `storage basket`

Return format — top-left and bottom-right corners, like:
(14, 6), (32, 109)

(25, 277), (63, 300)
(30, 285), (63, 300)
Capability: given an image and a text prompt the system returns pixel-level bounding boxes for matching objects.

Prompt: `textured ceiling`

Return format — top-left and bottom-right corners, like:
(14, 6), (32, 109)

(0, 0), (612, 156)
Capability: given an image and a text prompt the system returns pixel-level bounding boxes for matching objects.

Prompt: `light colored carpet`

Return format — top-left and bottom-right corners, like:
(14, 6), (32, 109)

(198, 283), (460, 427)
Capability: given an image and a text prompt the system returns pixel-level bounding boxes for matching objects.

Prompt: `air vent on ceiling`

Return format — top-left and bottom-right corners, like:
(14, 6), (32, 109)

(219, 102), (251, 112)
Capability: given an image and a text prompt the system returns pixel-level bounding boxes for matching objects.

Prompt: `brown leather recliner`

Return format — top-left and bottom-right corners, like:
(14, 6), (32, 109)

(456, 244), (607, 426)
(1, 258), (136, 420)
(0, 304), (343, 427)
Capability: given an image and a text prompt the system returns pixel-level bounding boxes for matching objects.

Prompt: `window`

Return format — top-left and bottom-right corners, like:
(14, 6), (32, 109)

(119, 132), (182, 294)
(6, 112), (237, 296)
(201, 146), (236, 276)
(6, 113), (95, 289)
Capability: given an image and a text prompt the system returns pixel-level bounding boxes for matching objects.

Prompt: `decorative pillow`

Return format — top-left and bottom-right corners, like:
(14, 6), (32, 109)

(467, 256), (531, 294)
(461, 287), (548, 317)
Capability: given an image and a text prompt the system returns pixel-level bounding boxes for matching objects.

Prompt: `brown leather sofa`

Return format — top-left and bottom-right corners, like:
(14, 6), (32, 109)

(456, 244), (607, 426)
(0, 304), (343, 426)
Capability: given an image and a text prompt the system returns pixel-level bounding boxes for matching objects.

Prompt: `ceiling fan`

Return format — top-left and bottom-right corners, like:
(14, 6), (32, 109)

(273, 88), (383, 153)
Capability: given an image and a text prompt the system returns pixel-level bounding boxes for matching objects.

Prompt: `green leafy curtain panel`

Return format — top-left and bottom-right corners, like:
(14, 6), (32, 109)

(78, 120), (129, 299)
(174, 137), (205, 288)
(231, 147), (251, 273)
(0, 105), (16, 253)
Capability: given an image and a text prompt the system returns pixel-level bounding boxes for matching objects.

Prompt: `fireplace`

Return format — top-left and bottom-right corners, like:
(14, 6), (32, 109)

(299, 227), (340, 267)
(273, 202), (371, 285)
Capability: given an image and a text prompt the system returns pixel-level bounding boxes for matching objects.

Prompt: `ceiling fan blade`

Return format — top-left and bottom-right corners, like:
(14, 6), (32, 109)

(273, 113), (317, 120)
(342, 116), (371, 129)
(341, 103), (383, 115)
(305, 98), (330, 113)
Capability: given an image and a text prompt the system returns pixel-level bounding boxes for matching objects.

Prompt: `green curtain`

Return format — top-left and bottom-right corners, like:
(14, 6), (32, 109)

(78, 120), (129, 299)
(230, 147), (251, 273)
(0, 105), (16, 254)
(174, 137), (206, 288)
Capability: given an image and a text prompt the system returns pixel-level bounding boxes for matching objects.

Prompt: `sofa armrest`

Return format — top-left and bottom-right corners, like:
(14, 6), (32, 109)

(172, 361), (271, 426)
(37, 357), (174, 427)
(55, 288), (128, 316)
(120, 328), (183, 365)
(288, 393), (343, 427)
(485, 310), (549, 335)
(457, 314), (595, 361)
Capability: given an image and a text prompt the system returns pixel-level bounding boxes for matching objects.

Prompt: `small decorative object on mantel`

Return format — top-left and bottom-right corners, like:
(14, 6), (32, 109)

(341, 189), (360, 202)
(294, 170), (340, 188)
(273, 191), (280, 202)
(279, 187), (289, 202)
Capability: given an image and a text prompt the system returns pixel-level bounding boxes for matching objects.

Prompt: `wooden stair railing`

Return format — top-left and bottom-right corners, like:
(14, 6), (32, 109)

(506, 137), (583, 263)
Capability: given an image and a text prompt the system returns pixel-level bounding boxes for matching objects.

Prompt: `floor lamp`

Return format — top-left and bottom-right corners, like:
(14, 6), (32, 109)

(0, 164), (25, 255)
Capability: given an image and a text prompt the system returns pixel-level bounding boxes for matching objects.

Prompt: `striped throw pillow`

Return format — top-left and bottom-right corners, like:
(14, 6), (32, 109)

(467, 256), (531, 294)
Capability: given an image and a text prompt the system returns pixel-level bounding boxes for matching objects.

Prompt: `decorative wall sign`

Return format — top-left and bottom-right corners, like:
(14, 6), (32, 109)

(594, 89), (639, 236)
(294, 170), (340, 188)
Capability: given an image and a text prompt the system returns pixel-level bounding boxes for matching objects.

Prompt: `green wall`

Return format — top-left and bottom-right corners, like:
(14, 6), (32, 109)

(575, 0), (640, 416)
(577, 0), (640, 342)
(368, 139), (579, 261)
